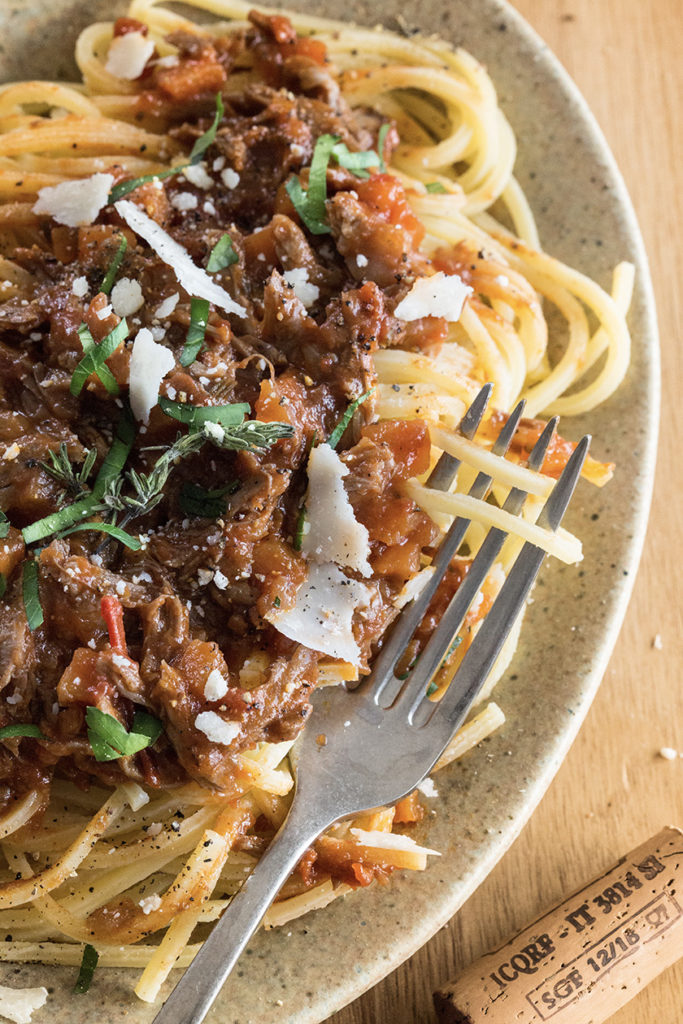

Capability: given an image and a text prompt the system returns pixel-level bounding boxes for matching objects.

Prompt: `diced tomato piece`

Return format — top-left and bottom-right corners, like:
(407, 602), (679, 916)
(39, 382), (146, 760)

(362, 419), (431, 481)
(354, 174), (425, 248)
(293, 36), (327, 65)
(113, 16), (149, 37)
(393, 790), (424, 824)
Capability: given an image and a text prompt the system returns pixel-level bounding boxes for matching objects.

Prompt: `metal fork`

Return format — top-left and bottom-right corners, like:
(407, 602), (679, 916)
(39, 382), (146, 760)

(153, 387), (590, 1024)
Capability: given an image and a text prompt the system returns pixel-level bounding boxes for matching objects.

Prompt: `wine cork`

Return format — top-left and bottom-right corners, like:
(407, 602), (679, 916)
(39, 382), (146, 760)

(434, 826), (683, 1024)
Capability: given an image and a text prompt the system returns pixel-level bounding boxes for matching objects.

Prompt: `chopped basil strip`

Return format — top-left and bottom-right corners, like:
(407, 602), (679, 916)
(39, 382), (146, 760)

(0, 510), (8, 539)
(285, 133), (338, 235)
(92, 405), (136, 498)
(331, 141), (380, 179)
(74, 944), (99, 995)
(0, 723), (45, 740)
(426, 681), (438, 696)
(100, 235), (128, 295)
(293, 503), (307, 552)
(86, 706), (163, 762)
(109, 95), (225, 202)
(0, 573), (5, 599)
(23, 497), (95, 546)
(22, 408), (135, 545)
(179, 480), (238, 518)
(180, 297), (210, 367)
(273, 596), (281, 608)
(70, 319), (128, 397)
(22, 560), (43, 630)
(159, 397), (249, 428)
(377, 123), (390, 172)
(188, 93), (225, 165)
(425, 181), (447, 194)
(327, 387), (375, 449)
(59, 521), (142, 550)
(108, 165), (184, 204)
(207, 233), (238, 272)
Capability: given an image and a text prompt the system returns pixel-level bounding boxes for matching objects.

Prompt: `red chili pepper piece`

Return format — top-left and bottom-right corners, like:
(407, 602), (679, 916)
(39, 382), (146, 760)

(100, 595), (128, 656)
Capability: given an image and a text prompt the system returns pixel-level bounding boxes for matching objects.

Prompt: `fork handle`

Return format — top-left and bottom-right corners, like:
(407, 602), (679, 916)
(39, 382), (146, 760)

(152, 795), (330, 1024)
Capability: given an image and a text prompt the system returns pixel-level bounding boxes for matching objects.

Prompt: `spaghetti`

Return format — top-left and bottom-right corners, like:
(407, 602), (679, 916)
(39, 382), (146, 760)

(0, 0), (631, 1006)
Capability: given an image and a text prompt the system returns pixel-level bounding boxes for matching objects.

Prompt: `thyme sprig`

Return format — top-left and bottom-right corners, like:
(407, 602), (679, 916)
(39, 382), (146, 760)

(99, 419), (294, 525)
(41, 443), (97, 502)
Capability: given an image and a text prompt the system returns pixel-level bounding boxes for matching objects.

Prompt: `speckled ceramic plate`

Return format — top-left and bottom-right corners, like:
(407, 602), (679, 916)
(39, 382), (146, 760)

(0, 1), (659, 1021)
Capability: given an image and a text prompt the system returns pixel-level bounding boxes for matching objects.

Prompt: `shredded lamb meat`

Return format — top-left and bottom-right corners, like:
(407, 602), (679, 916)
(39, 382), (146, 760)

(0, 11), (447, 813)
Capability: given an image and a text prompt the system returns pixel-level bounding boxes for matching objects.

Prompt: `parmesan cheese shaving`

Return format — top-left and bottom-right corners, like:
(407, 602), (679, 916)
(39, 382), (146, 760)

(195, 711), (240, 745)
(114, 200), (246, 318)
(301, 443), (371, 576)
(393, 565), (436, 609)
(33, 173), (114, 228)
(283, 267), (320, 308)
(105, 31), (155, 80)
(183, 163), (213, 189)
(128, 328), (175, 424)
(266, 563), (371, 665)
(110, 277), (144, 317)
(0, 984), (48, 1024)
(394, 271), (472, 323)
(204, 669), (229, 701)
(154, 292), (179, 319)
(349, 828), (441, 856)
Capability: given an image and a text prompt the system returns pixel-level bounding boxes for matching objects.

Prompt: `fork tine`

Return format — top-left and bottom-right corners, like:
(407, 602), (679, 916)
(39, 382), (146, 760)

(390, 414), (560, 718)
(368, 394), (525, 708)
(425, 383), (493, 492)
(417, 435), (591, 734)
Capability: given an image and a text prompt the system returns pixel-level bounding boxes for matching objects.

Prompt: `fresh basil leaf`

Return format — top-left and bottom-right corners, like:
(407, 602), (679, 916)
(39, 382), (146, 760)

(100, 235), (128, 295)
(424, 181), (447, 194)
(285, 133), (338, 235)
(0, 510), (9, 540)
(74, 944), (99, 995)
(179, 480), (238, 518)
(59, 521), (142, 550)
(189, 93), (225, 165)
(326, 387), (375, 449)
(131, 708), (164, 746)
(180, 297), (210, 367)
(159, 397), (249, 428)
(377, 123), (390, 172)
(0, 723), (45, 740)
(206, 233), (238, 273)
(22, 560), (43, 630)
(86, 706), (163, 762)
(70, 319), (128, 397)
(0, 573), (5, 600)
(331, 141), (380, 179)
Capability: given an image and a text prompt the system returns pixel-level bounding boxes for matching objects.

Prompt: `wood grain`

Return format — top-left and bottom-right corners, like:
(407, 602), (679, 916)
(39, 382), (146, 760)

(328, 0), (683, 1021)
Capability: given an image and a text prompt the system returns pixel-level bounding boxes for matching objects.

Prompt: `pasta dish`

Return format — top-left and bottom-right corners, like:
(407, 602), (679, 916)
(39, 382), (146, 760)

(0, 0), (632, 1010)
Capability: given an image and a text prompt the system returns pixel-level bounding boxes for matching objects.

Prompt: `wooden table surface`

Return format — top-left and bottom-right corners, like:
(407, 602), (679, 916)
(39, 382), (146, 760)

(329, 1), (683, 1021)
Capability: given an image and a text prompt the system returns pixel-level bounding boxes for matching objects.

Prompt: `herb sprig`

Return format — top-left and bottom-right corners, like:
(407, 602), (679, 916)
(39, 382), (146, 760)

(99, 419), (293, 525)
(41, 443), (97, 502)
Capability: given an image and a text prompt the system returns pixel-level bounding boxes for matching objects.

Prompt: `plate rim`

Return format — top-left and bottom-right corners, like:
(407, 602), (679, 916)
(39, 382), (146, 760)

(0, 1), (660, 1021)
